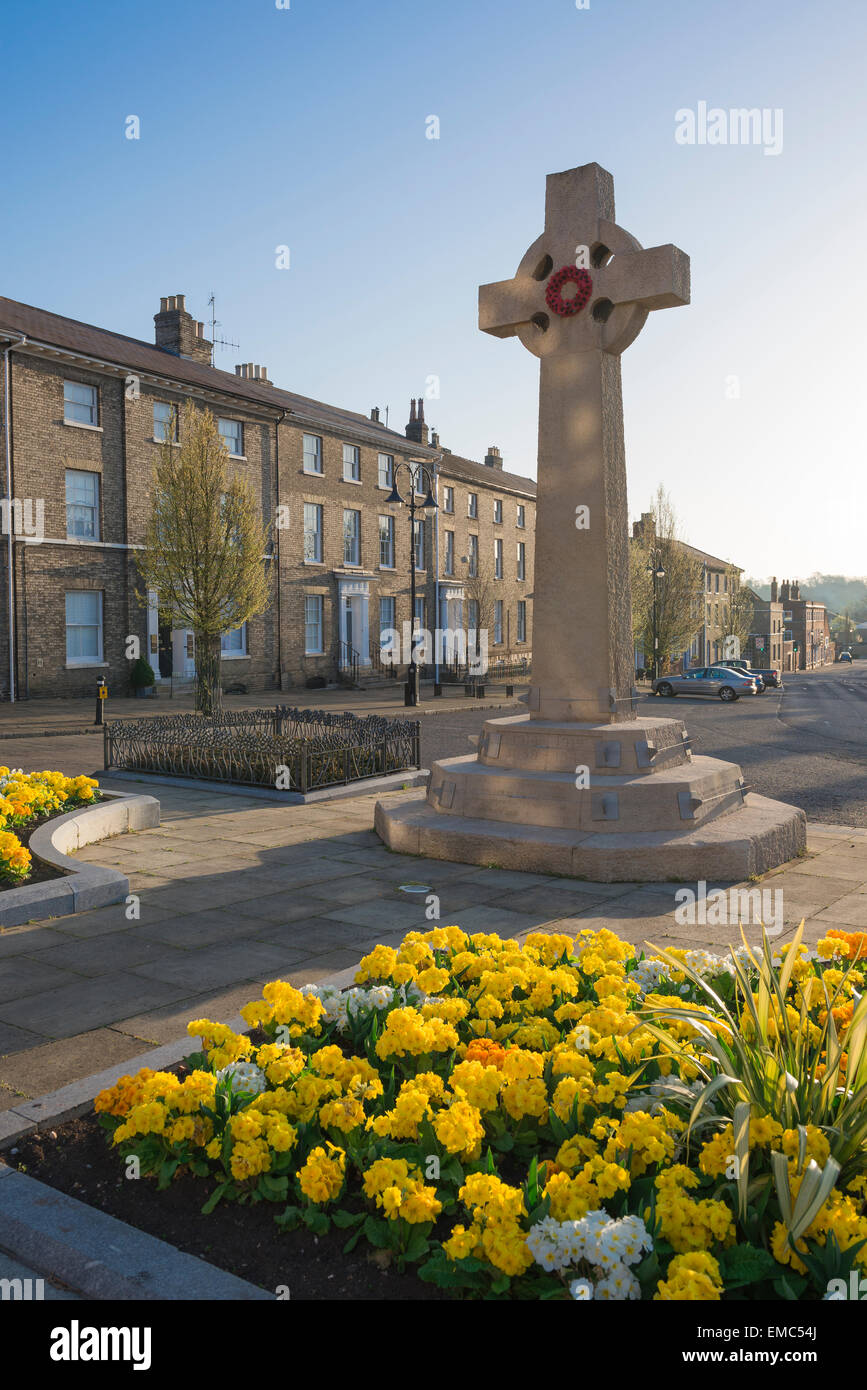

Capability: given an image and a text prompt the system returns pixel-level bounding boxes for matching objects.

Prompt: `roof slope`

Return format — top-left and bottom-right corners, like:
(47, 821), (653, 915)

(0, 295), (420, 448)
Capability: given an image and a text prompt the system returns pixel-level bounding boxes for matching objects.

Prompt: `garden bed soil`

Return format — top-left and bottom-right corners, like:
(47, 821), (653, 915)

(10, 1111), (446, 1301)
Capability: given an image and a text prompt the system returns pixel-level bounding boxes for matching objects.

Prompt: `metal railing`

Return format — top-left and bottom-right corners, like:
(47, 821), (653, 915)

(104, 707), (421, 791)
(337, 641), (360, 687)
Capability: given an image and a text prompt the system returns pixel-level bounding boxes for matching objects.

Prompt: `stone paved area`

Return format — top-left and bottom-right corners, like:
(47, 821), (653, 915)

(1, 773), (865, 1110)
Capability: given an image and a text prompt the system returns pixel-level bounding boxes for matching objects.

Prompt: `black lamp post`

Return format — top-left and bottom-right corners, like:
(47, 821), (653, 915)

(647, 549), (665, 681)
(387, 460), (438, 707)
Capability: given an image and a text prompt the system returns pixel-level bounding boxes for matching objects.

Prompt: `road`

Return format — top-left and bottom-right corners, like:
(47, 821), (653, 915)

(0, 665), (865, 826)
(639, 663), (867, 826)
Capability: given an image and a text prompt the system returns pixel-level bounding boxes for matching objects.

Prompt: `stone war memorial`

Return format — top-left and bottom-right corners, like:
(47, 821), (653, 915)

(377, 162), (806, 881)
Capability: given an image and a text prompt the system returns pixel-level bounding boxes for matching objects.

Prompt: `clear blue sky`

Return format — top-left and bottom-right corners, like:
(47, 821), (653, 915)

(2, 0), (865, 579)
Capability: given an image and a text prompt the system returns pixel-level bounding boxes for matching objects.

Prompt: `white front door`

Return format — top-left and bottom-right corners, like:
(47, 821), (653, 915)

(172, 629), (196, 678)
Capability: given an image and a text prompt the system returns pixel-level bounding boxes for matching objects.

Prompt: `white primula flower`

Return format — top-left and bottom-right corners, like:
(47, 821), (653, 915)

(595, 1262), (640, 1301)
(216, 1061), (266, 1096)
(570, 1278), (594, 1301)
(367, 985), (394, 1009)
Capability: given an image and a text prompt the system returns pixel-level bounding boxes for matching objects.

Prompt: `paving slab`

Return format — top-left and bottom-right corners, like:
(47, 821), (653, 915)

(0, 972), (191, 1039)
(0, 1028), (156, 1102)
(0, 957), (84, 1005)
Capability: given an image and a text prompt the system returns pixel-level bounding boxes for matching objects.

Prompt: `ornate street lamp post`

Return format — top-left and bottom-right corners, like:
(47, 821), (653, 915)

(647, 548), (665, 681)
(387, 460), (438, 707)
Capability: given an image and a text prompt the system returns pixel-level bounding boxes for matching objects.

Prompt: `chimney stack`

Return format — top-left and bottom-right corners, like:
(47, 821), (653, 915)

(234, 363), (270, 383)
(405, 395), (429, 445)
(155, 294), (212, 364)
(484, 445), (503, 469)
(770, 577), (778, 603)
(370, 406), (380, 423)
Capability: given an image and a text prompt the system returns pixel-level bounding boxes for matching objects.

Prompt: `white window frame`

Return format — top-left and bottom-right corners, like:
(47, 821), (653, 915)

(304, 595), (324, 654)
(65, 470), (100, 540)
(378, 453), (394, 490)
(65, 590), (104, 665)
(468, 534), (478, 578)
(494, 537), (503, 579)
(517, 600), (526, 643)
(517, 504), (525, 529)
(379, 514), (395, 569)
(413, 517), (425, 570)
(468, 492), (478, 519)
(379, 595), (395, 636)
(443, 486), (454, 514)
(494, 599), (503, 645)
(63, 380), (98, 428)
(343, 508), (361, 566)
(517, 541), (526, 581)
(219, 418), (244, 457)
(153, 401), (178, 443)
(221, 623), (248, 658)
(303, 502), (323, 564)
(494, 499), (503, 524)
(343, 443), (361, 483)
(444, 529), (454, 576)
(303, 434), (323, 475)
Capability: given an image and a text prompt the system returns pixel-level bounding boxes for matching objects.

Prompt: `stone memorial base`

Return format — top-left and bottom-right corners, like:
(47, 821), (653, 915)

(375, 713), (806, 883)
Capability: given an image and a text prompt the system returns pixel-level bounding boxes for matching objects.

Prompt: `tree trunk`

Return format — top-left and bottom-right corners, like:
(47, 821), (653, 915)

(195, 632), (223, 716)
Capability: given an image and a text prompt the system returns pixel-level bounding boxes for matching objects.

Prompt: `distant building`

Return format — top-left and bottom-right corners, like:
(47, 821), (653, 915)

(745, 581), (785, 670)
(777, 579), (830, 671)
(630, 513), (744, 671)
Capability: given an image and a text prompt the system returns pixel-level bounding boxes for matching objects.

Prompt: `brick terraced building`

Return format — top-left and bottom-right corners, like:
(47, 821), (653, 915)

(0, 294), (535, 699)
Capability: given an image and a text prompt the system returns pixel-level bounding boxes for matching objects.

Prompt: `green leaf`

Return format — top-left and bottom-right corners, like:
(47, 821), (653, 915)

(773, 1273), (808, 1300)
(332, 1209), (365, 1229)
(403, 1226), (432, 1264)
(275, 1204), (301, 1231)
(201, 1179), (233, 1215)
(257, 1174), (289, 1202)
(157, 1158), (179, 1190)
(301, 1207), (331, 1236)
(719, 1244), (778, 1288)
(363, 1214), (392, 1249)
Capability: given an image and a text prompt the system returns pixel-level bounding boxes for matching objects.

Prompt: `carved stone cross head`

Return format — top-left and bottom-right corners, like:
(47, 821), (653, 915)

(479, 163), (690, 358)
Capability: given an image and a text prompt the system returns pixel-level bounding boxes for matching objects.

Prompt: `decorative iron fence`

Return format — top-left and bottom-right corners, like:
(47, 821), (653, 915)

(104, 707), (421, 792)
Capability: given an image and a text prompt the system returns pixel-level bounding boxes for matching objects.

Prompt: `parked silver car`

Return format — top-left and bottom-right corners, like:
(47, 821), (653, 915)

(652, 666), (760, 702)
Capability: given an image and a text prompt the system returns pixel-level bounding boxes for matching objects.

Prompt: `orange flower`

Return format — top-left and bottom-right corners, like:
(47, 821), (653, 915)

(826, 930), (867, 962)
(464, 1038), (507, 1069)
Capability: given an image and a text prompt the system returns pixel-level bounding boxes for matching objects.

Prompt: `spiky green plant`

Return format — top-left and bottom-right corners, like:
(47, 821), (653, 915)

(639, 923), (867, 1185)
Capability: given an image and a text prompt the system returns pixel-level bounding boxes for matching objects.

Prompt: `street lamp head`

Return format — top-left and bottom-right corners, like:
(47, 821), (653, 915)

(386, 482), (403, 506)
(422, 486), (438, 513)
(655, 567), (665, 579)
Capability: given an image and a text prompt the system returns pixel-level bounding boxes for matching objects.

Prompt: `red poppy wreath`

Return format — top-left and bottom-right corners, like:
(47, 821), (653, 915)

(545, 266), (593, 317)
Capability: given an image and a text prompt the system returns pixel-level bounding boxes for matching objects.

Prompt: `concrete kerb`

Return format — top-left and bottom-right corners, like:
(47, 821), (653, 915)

(106, 768), (430, 804)
(0, 790), (160, 928)
(0, 961), (359, 1300)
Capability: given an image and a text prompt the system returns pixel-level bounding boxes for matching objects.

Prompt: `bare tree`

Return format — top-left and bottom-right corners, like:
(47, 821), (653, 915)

(631, 485), (703, 673)
(719, 566), (754, 660)
(138, 403), (272, 715)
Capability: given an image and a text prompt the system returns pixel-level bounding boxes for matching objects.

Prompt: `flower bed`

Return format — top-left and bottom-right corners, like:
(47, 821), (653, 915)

(0, 769), (100, 885)
(92, 923), (867, 1301)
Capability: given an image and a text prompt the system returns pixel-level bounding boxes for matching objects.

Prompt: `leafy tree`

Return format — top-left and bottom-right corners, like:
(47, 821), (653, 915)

(138, 402), (272, 715)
